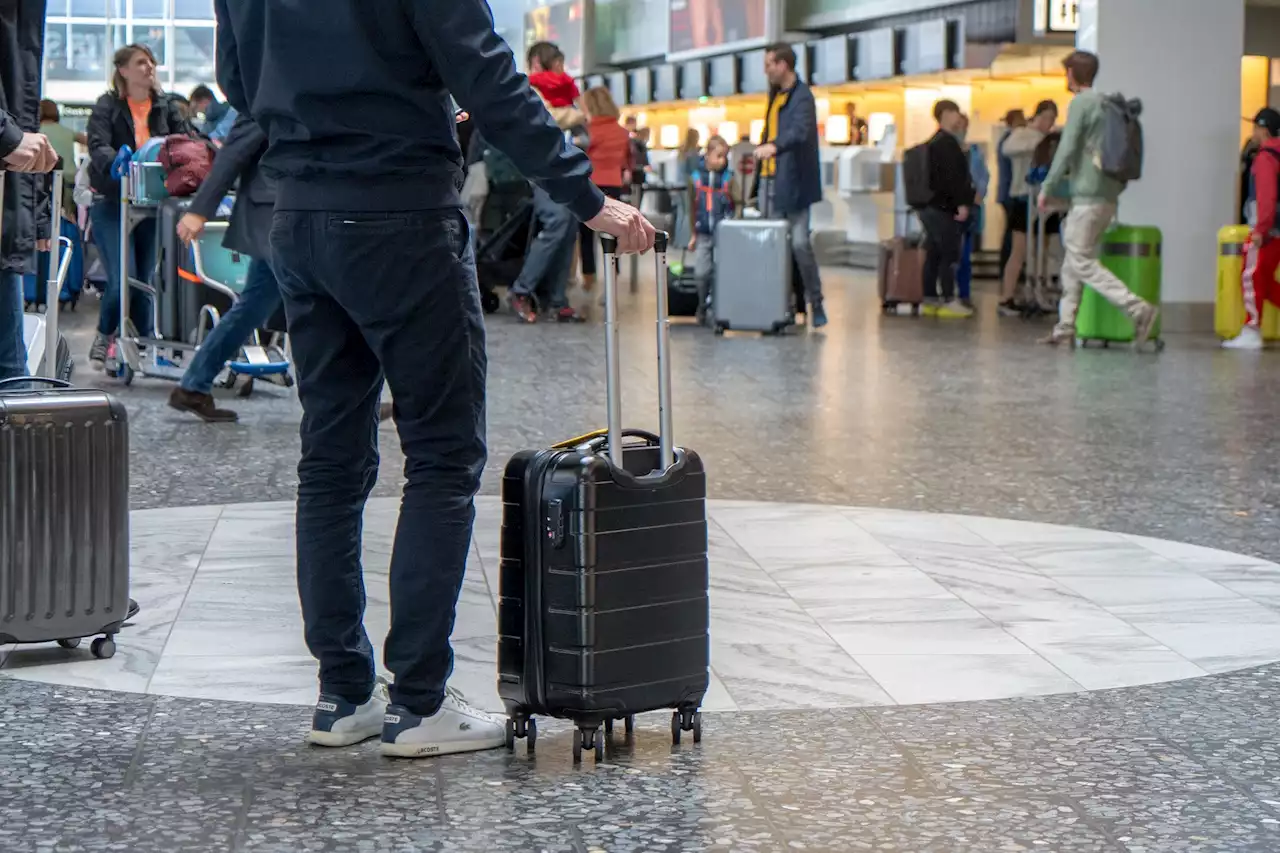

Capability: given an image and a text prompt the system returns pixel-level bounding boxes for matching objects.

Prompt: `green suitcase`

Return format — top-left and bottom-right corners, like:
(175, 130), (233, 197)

(1076, 224), (1163, 348)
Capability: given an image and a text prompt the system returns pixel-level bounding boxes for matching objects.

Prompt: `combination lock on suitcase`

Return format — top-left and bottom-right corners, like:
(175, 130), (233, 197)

(498, 231), (710, 763)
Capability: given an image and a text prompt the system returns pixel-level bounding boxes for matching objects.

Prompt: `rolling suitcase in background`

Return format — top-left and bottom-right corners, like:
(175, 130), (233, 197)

(1076, 223), (1164, 350)
(714, 173), (794, 335)
(666, 249), (701, 317)
(879, 212), (925, 315)
(3, 169), (133, 660)
(1216, 223), (1280, 341)
(498, 231), (710, 763)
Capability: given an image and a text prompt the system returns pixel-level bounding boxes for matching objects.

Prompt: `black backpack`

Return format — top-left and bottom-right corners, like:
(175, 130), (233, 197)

(903, 142), (932, 209)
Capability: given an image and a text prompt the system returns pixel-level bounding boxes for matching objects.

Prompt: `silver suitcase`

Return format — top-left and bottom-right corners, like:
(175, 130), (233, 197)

(0, 382), (131, 658)
(712, 217), (794, 334)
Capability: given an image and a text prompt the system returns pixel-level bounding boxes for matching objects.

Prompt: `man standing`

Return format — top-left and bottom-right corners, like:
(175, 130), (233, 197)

(1040, 50), (1158, 348)
(1225, 107), (1280, 350)
(917, 99), (974, 318)
(214, 0), (654, 759)
(754, 44), (827, 328)
(1, 0), (58, 384)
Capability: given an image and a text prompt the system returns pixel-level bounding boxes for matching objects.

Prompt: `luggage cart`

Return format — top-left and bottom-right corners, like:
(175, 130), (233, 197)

(188, 222), (293, 396)
(110, 152), (195, 385)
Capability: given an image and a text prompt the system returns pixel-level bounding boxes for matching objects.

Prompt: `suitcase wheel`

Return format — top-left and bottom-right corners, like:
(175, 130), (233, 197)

(671, 709), (703, 746)
(91, 636), (116, 659)
(56, 637), (81, 650)
(481, 289), (500, 314)
(505, 715), (536, 752)
(572, 726), (603, 763)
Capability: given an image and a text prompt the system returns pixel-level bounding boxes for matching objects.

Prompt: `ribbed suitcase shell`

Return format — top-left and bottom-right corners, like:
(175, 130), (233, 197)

(498, 441), (709, 722)
(713, 218), (794, 333)
(0, 389), (130, 645)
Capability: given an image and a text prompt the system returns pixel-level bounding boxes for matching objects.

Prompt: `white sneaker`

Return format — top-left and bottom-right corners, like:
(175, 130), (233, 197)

(380, 686), (506, 759)
(306, 680), (389, 747)
(1223, 326), (1265, 350)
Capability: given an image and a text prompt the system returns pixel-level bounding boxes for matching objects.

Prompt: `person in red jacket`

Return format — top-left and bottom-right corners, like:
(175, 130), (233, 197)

(1228, 107), (1280, 350)
(579, 86), (632, 290)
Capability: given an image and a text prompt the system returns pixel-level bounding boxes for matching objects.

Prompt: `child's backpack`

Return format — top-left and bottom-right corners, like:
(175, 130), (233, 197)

(903, 142), (932, 209)
(1099, 94), (1144, 184)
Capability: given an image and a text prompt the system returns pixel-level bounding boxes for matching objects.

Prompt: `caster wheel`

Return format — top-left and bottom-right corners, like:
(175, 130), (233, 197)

(624, 715), (635, 734)
(604, 719), (613, 736)
(713, 325), (726, 336)
(481, 290), (501, 314)
(527, 717), (537, 752)
(237, 377), (256, 398)
(120, 364), (134, 386)
(56, 637), (81, 649)
(283, 372), (296, 388)
(671, 711), (681, 746)
(595, 738), (605, 762)
(90, 637), (115, 659)
(1154, 339), (1166, 352)
(1101, 341), (1110, 349)
(505, 719), (515, 751)
(572, 729), (583, 763)
(692, 711), (702, 744)
(911, 304), (921, 317)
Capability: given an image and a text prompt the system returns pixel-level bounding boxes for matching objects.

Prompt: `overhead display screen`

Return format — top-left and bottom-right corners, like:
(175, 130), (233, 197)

(595, 0), (667, 65)
(524, 0), (592, 77)
(669, 0), (769, 57)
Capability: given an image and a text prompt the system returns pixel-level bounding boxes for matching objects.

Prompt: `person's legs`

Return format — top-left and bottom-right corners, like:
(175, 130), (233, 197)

(270, 211), (384, 721)
(999, 200), (1015, 275)
(171, 257), (283, 420)
(1226, 236), (1280, 348)
(1001, 230), (1027, 305)
(0, 272), (27, 383)
(281, 207), (498, 757)
(957, 230), (973, 302)
(90, 202), (123, 339)
(509, 187), (575, 320)
(1059, 203), (1149, 326)
(787, 207), (826, 325)
(693, 232), (714, 323)
(919, 208), (943, 304)
(545, 211), (580, 314)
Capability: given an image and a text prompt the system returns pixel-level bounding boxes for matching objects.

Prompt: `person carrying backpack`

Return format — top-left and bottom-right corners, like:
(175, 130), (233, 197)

(1039, 50), (1158, 348)
(1225, 107), (1280, 350)
(910, 99), (975, 318)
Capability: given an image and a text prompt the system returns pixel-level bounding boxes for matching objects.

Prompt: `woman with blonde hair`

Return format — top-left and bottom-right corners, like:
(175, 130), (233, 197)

(579, 86), (632, 289)
(84, 43), (191, 370)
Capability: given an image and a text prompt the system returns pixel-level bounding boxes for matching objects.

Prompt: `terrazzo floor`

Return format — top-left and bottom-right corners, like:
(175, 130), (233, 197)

(5, 268), (1280, 851)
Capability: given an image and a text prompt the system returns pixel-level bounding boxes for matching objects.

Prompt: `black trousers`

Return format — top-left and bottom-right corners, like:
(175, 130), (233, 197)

(918, 206), (964, 302)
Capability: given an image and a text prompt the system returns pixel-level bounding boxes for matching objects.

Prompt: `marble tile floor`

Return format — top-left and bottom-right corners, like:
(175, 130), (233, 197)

(7, 498), (1280, 713)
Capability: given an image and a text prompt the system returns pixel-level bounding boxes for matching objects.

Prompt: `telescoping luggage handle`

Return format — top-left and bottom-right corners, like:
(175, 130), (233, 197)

(598, 230), (673, 475)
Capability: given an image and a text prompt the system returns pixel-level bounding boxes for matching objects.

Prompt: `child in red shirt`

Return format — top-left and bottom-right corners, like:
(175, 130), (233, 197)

(526, 43), (584, 131)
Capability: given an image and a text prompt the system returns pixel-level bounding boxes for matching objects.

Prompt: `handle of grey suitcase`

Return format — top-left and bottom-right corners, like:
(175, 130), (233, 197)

(0, 377), (72, 390)
(44, 171), (64, 381)
(599, 230), (673, 474)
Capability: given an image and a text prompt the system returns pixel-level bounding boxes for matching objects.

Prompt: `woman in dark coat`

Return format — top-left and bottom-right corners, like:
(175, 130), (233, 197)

(85, 42), (191, 370)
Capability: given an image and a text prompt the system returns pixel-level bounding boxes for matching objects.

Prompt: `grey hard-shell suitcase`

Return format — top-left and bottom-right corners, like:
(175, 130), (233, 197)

(0, 380), (131, 659)
(712, 217), (794, 334)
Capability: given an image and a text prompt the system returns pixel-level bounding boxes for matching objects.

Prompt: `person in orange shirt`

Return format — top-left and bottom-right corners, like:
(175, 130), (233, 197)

(84, 43), (191, 371)
(579, 86), (632, 290)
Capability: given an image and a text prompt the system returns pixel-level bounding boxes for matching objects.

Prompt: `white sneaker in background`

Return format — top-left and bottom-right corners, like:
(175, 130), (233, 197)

(307, 680), (389, 747)
(1222, 325), (1265, 350)
(380, 686), (506, 759)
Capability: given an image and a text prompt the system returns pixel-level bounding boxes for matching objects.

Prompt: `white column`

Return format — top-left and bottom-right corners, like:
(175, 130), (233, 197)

(1077, 0), (1245, 329)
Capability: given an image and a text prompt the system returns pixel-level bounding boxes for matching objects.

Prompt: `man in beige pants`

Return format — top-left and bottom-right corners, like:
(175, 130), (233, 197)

(1039, 50), (1159, 347)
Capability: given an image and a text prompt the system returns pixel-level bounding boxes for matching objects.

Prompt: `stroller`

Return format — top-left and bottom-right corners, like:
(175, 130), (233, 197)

(188, 222), (293, 397)
(473, 180), (534, 314)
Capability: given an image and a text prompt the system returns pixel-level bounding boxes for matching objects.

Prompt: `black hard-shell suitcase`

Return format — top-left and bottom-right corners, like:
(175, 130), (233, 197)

(0, 379), (131, 658)
(498, 231), (710, 763)
(666, 250), (701, 317)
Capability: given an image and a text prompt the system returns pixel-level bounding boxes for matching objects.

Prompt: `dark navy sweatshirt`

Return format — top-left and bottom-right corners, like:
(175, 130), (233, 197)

(212, 0), (605, 221)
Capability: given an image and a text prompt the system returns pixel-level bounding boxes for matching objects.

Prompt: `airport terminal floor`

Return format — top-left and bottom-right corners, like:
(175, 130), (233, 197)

(6, 265), (1280, 851)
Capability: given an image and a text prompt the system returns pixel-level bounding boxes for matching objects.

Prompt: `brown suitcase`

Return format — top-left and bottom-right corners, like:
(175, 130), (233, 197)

(878, 235), (926, 314)
(0, 379), (131, 659)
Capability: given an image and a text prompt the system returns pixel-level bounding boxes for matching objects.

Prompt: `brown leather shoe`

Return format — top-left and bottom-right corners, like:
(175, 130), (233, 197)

(168, 387), (239, 423)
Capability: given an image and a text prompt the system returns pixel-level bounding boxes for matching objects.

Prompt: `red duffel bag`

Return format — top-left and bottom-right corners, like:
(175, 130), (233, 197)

(159, 134), (216, 197)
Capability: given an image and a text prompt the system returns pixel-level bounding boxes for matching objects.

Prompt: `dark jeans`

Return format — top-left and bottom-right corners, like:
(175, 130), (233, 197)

(180, 257), (282, 395)
(90, 200), (155, 338)
(0, 272), (25, 383)
(270, 207), (487, 715)
(999, 200), (1016, 278)
(578, 185), (623, 277)
(511, 186), (576, 310)
(918, 207), (964, 302)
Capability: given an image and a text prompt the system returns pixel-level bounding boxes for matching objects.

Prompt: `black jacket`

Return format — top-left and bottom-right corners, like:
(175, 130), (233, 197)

(766, 80), (822, 216)
(926, 130), (975, 214)
(212, 0), (604, 220)
(188, 113), (274, 260)
(1, 0), (50, 274)
(86, 91), (191, 203)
